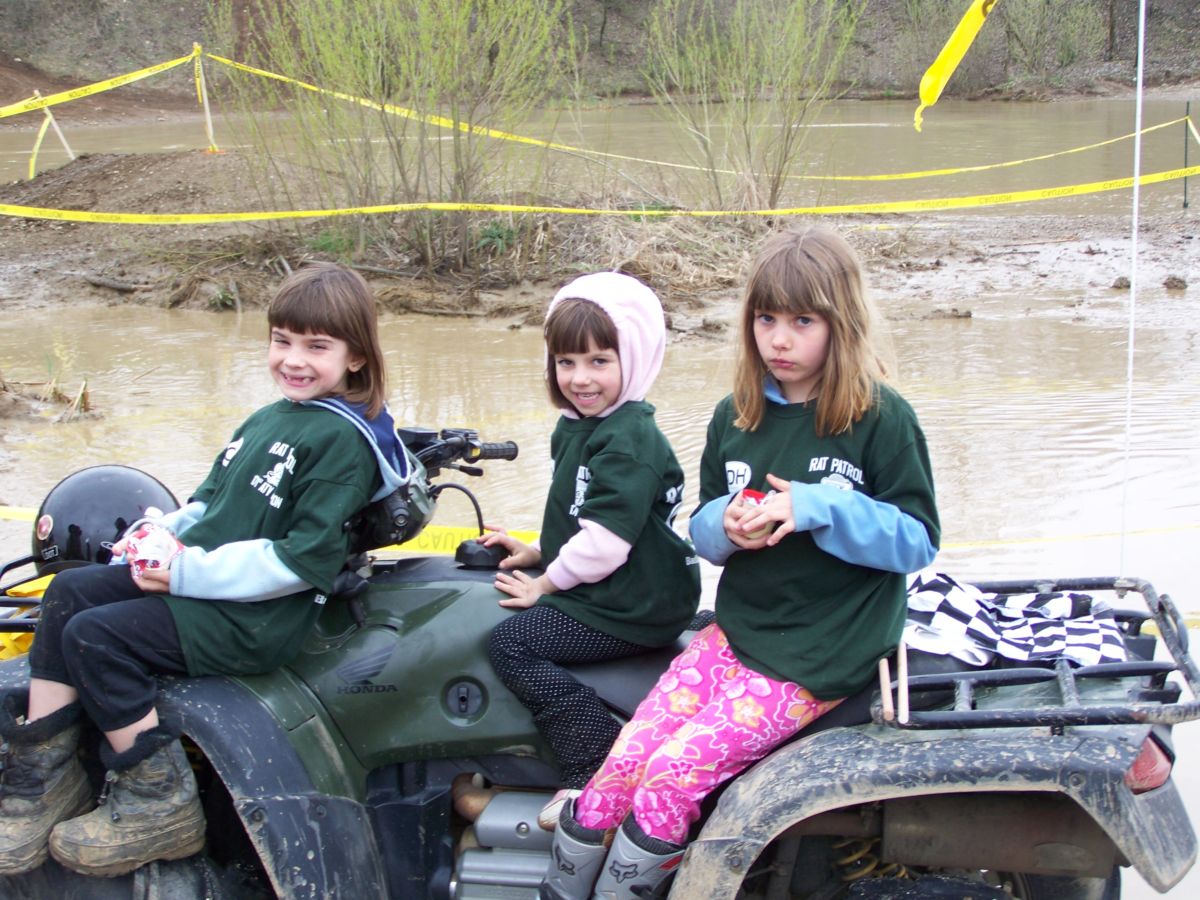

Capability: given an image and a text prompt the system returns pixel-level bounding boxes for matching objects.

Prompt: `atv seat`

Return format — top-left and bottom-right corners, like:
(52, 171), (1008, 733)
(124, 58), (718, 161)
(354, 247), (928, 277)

(568, 630), (978, 737)
(566, 610), (716, 718)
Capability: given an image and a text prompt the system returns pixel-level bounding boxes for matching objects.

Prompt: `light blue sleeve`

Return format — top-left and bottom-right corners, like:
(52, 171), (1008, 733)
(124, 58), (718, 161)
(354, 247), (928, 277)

(791, 482), (937, 573)
(157, 501), (207, 538)
(688, 494), (738, 565)
(168, 539), (311, 602)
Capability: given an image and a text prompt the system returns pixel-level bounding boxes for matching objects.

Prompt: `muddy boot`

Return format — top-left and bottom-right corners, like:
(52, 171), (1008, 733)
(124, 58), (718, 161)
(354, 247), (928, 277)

(592, 815), (686, 900)
(0, 691), (93, 875)
(540, 797), (612, 900)
(49, 715), (205, 877)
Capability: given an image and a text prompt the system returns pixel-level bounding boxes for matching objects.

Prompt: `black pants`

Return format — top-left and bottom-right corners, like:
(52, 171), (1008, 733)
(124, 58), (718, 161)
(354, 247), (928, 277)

(488, 605), (651, 789)
(27, 564), (187, 733)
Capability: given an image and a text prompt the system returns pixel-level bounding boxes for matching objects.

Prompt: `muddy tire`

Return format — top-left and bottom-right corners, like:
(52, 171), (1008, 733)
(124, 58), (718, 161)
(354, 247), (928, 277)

(1008, 868), (1121, 900)
(746, 835), (1122, 900)
(0, 853), (241, 899)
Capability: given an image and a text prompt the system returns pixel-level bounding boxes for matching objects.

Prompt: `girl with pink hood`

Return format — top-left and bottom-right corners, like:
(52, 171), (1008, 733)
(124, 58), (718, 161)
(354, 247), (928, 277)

(481, 272), (700, 827)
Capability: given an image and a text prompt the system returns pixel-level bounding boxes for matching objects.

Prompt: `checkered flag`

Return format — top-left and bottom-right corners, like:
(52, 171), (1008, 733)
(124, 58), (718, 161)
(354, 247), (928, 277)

(903, 570), (1128, 667)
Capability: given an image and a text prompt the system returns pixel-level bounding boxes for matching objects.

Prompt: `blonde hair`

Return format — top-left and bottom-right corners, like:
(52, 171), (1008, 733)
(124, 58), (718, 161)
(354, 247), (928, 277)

(267, 262), (388, 417)
(733, 225), (892, 435)
(543, 298), (618, 409)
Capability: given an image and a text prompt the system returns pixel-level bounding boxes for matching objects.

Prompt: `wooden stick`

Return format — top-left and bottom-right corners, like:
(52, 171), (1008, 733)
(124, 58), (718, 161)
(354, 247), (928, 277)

(38, 92), (75, 161)
(194, 44), (220, 153)
(878, 656), (894, 722)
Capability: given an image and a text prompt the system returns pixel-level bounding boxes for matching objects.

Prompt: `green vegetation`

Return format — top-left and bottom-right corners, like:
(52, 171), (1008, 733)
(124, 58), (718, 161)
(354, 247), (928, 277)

(208, 0), (568, 275)
(1002, 0), (1107, 81)
(308, 228), (358, 260)
(186, 0), (1161, 289)
(203, 0), (869, 278)
(643, 0), (865, 211)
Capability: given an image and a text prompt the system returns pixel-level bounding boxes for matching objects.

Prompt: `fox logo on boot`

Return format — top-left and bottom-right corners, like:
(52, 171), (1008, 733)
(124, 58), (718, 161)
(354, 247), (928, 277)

(553, 844), (577, 875)
(607, 860), (639, 883)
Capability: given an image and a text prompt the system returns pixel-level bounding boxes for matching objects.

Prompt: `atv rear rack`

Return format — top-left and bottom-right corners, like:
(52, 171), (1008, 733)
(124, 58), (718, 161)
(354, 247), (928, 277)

(876, 577), (1200, 730)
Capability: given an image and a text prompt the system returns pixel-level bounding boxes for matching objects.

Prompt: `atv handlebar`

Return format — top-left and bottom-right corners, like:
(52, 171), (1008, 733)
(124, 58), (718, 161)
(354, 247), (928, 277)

(469, 441), (519, 462)
(401, 427), (518, 474)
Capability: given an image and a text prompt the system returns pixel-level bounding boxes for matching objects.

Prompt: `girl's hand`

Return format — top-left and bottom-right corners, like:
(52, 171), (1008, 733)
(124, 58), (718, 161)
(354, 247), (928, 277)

(493, 570), (551, 609)
(131, 565), (171, 593)
(733, 474), (798, 548)
(110, 537), (130, 558)
(755, 473), (798, 545)
(478, 526), (541, 570)
(723, 491), (771, 550)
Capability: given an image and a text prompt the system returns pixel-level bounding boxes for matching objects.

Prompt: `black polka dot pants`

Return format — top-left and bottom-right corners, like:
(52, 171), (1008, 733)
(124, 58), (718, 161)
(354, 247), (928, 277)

(488, 605), (652, 788)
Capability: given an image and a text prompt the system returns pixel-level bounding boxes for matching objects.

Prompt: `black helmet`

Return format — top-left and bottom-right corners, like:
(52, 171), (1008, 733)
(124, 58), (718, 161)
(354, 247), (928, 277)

(33, 465), (180, 575)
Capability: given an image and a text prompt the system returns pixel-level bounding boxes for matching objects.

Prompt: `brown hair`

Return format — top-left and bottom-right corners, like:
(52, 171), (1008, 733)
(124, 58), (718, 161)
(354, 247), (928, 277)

(267, 262), (388, 417)
(543, 298), (619, 409)
(733, 225), (892, 435)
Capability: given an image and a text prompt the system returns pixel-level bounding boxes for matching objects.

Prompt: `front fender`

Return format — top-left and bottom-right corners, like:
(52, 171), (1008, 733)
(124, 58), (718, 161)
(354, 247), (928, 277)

(670, 725), (1196, 897)
(0, 658), (386, 900)
(158, 675), (387, 900)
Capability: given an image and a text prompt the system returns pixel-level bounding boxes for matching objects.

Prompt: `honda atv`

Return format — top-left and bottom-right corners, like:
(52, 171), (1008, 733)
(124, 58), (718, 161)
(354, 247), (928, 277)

(0, 425), (1197, 898)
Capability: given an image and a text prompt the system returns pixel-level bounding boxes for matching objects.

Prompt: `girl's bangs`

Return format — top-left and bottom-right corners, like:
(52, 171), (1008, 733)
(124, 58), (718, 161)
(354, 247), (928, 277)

(270, 292), (344, 338)
(749, 272), (832, 317)
(545, 300), (617, 355)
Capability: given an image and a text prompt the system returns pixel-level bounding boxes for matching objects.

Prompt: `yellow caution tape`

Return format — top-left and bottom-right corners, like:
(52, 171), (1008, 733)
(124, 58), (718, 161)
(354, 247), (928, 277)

(209, 52), (1186, 185)
(915, 0), (1000, 132)
(3, 46), (1185, 186)
(390, 525), (539, 556)
(0, 49), (199, 120)
(206, 54), (581, 153)
(3, 164), (1198, 224)
(822, 117), (1189, 181)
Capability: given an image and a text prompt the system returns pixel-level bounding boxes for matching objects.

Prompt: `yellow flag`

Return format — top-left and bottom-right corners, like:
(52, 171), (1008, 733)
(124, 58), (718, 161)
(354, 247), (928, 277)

(914, 0), (1000, 132)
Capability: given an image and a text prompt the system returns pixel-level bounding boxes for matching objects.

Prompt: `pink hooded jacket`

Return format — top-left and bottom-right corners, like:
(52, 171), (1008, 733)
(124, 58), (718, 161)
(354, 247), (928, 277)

(543, 272), (669, 590)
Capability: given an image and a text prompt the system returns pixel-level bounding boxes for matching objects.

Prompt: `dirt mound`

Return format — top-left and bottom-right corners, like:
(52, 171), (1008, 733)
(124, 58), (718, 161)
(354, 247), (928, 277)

(3, 150), (239, 212)
(0, 51), (196, 126)
(0, 148), (284, 310)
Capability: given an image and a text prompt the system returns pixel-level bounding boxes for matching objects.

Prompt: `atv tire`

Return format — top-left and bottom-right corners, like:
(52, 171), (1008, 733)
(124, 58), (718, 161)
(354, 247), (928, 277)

(0, 853), (243, 899)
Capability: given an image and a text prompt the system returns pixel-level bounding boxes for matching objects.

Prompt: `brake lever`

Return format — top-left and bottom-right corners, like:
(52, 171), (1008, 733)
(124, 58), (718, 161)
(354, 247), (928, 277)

(448, 463), (484, 477)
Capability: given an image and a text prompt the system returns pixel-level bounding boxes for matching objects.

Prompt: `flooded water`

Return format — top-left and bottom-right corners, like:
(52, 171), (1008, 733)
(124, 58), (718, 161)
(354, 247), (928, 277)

(3, 302), (1200, 895)
(6, 294), (1198, 613)
(2, 95), (1199, 896)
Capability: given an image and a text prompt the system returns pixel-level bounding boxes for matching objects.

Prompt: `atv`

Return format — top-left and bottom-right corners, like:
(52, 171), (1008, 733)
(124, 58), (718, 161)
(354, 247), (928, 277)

(0, 425), (1197, 898)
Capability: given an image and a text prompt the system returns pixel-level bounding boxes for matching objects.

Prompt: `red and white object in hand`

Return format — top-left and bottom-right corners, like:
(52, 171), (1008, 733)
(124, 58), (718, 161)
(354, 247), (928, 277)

(740, 488), (776, 540)
(124, 521), (185, 578)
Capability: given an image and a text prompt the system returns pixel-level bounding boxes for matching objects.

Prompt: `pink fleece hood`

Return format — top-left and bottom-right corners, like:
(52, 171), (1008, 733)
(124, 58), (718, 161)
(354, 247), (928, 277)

(547, 272), (666, 418)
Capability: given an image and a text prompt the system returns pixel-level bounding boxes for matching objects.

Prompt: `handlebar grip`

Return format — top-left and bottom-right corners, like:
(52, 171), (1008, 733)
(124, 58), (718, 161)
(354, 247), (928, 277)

(475, 441), (519, 461)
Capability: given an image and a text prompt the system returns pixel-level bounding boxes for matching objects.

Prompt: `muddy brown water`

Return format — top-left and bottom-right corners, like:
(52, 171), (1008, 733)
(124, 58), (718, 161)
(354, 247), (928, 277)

(3, 304), (1199, 897)
(2, 96), (1199, 896)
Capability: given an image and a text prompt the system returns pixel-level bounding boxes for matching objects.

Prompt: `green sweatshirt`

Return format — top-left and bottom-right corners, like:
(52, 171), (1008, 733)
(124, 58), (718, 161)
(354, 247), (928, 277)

(698, 387), (938, 698)
(539, 400), (700, 646)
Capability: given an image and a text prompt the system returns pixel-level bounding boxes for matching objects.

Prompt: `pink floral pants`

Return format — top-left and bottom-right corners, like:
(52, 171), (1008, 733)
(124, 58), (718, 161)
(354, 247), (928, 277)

(575, 623), (841, 844)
